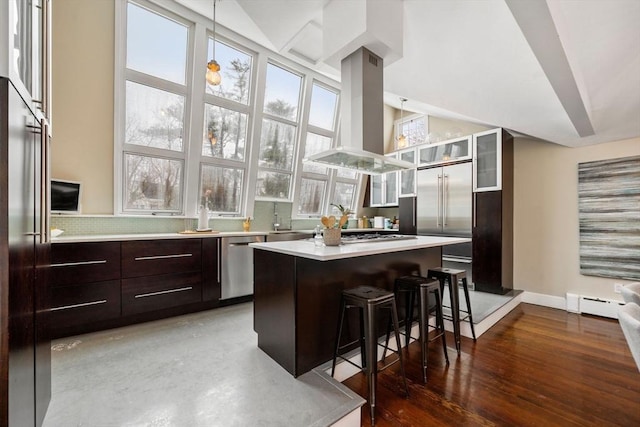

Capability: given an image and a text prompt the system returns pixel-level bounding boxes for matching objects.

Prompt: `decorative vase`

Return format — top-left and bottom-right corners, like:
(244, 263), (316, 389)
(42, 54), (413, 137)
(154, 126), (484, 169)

(323, 228), (342, 246)
(197, 206), (209, 230)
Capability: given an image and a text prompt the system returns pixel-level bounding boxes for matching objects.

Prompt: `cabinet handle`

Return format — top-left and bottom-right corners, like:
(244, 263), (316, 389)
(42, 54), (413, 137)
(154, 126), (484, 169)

(217, 240), (221, 284)
(41, 120), (49, 243)
(135, 286), (193, 299)
(412, 197), (416, 227)
(24, 232), (42, 237)
(134, 253), (192, 261)
(51, 300), (107, 311)
(473, 193), (477, 228)
(51, 260), (107, 268)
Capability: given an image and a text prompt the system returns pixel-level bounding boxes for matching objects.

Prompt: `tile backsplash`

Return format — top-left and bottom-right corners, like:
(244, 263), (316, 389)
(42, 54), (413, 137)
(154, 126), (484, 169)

(50, 201), (321, 236)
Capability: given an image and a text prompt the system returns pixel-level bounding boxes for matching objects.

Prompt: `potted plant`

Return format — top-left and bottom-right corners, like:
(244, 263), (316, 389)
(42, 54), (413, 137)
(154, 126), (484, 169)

(330, 203), (353, 229)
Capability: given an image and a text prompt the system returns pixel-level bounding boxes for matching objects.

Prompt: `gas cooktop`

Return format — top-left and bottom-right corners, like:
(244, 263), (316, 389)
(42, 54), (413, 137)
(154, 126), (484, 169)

(340, 233), (417, 244)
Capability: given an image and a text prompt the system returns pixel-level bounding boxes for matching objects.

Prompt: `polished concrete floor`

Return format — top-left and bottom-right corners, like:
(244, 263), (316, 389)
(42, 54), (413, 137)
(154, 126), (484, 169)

(43, 290), (517, 426)
(42, 303), (363, 427)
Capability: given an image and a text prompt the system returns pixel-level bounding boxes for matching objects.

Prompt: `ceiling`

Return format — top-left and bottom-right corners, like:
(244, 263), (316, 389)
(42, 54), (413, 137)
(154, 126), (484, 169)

(177, 0), (640, 148)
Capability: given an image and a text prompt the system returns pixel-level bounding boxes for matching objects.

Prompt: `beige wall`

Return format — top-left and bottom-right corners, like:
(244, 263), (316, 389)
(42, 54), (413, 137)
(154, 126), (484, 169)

(513, 136), (640, 301)
(428, 115), (490, 139)
(52, 0), (114, 214)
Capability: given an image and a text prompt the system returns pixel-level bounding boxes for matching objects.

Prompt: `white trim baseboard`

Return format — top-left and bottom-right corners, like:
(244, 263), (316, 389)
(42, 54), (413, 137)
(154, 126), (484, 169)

(521, 291), (566, 310)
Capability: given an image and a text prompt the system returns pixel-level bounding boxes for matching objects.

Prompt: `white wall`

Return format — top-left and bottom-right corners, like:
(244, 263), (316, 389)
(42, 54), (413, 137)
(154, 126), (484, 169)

(513, 136), (640, 302)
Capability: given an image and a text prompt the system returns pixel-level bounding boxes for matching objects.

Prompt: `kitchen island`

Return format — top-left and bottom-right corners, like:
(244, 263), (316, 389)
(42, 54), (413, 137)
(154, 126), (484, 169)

(250, 235), (470, 377)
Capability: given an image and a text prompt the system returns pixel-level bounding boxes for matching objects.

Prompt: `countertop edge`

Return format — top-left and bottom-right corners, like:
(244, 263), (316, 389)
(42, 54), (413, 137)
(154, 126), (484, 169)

(250, 236), (471, 261)
(51, 231), (269, 243)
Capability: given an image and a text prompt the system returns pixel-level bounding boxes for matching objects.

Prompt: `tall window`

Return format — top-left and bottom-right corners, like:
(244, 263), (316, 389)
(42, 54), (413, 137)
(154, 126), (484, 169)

(116, 0), (345, 218)
(120, 2), (190, 213)
(297, 82), (339, 216)
(255, 63), (302, 200)
(200, 38), (254, 215)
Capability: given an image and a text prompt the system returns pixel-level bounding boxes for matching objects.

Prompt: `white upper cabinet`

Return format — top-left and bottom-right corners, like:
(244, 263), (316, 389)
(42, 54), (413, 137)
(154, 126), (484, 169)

(418, 136), (472, 167)
(472, 128), (502, 192)
(1, 0), (50, 119)
(370, 153), (399, 207)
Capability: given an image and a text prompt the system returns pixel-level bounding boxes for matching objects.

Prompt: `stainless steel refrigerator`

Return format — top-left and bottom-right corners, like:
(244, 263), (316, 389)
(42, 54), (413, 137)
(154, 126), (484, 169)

(416, 162), (473, 280)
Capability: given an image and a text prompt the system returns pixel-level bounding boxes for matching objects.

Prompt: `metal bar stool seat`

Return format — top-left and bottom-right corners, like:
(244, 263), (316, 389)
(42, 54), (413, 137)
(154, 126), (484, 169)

(384, 275), (449, 382)
(427, 267), (477, 354)
(331, 285), (409, 425)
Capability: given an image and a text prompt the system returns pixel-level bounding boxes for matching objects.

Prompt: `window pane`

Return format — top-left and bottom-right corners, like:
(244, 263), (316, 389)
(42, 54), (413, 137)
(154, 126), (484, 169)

(371, 175), (382, 205)
(337, 169), (358, 179)
(258, 119), (296, 171)
(302, 133), (332, 174)
(127, 3), (187, 84)
(333, 182), (356, 210)
(298, 178), (326, 215)
(124, 154), (182, 211)
(206, 39), (252, 104)
(399, 116), (427, 146)
(200, 164), (244, 214)
(308, 84), (338, 130)
(203, 104), (247, 161)
(264, 63), (301, 121)
(125, 81), (184, 151)
(255, 171), (291, 199)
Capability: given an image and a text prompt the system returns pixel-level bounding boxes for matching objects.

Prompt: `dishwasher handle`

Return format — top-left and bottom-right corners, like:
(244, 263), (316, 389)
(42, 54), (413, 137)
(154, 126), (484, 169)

(228, 242), (252, 247)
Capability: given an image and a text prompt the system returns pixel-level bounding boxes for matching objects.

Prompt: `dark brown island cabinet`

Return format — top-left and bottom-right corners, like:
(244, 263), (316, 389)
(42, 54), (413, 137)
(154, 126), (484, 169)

(50, 237), (221, 339)
(472, 128), (514, 294)
(252, 236), (468, 377)
(1, 77), (51, 426)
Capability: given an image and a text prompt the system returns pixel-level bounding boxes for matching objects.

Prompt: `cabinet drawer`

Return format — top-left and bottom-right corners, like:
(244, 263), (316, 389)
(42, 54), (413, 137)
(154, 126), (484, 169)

(121, 271), (202, 315)
(51, 242), (120, 286)
(50, 280), (121, 328)
(122, 239), (201, 278)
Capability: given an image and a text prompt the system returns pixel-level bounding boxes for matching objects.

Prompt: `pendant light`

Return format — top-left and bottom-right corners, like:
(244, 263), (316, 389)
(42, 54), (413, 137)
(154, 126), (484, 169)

(396, 97), (407, 149)
(206, 0), (221, 86)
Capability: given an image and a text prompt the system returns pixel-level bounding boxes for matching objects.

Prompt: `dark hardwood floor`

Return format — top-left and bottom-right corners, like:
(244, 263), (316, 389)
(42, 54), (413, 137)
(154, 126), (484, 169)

(342, 303), (640, 426)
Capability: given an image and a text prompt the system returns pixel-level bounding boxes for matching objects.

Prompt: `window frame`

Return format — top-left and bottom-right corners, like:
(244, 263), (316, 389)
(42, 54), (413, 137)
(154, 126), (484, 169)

(115, 0), (195, 215)
(114, 0), (349, 220)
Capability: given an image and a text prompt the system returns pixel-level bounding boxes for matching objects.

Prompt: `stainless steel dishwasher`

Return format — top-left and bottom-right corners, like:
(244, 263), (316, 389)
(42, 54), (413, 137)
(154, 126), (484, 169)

(220, 235), (264, 300)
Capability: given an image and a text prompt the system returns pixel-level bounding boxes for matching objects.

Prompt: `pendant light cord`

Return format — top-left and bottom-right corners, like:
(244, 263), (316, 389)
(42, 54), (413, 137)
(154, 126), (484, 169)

(212, 0), (217, 59)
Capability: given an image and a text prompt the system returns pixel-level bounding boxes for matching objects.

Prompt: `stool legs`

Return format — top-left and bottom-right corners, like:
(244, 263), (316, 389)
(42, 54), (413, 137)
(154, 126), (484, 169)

(448, 276), (462, 354)
(332, 289), (409, 426)
(461, 277), (477, 341)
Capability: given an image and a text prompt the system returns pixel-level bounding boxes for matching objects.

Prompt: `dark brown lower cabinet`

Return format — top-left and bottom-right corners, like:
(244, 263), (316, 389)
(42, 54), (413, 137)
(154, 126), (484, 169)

(50, 237), (221, 338)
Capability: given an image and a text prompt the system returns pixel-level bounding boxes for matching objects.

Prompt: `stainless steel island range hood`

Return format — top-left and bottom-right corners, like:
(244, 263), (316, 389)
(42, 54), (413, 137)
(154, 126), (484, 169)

(304, 47), (415, 175)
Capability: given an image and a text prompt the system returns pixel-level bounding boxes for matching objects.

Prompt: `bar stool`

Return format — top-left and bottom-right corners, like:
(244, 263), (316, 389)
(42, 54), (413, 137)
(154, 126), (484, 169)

(384, 275), (449, 383)
(331, 285), (409, 425)
(427, 267), (476, 354)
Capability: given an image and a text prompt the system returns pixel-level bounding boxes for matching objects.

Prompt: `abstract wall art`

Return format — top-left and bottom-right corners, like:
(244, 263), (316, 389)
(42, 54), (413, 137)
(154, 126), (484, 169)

(578, 155), (640, 280)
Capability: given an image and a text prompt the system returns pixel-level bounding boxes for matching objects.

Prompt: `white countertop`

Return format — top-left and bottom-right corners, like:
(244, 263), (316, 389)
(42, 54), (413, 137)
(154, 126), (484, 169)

(50, 228), (396, 243)
(249, 235), (471, 261)
(51, 231), (268, 243)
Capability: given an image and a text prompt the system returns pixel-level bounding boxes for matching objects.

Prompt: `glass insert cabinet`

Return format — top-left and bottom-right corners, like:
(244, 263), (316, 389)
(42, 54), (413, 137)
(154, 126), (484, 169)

(472, 129), (502, 192)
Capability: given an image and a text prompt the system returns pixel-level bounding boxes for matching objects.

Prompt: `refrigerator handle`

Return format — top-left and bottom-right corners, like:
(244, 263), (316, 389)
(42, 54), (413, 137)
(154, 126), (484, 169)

(437, 174), (442, 226)
(443, 174), (449, 226)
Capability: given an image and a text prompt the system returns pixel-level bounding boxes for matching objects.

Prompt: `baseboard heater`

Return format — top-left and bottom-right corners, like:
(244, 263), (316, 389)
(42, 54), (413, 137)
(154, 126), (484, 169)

(579, 296), (625, 319)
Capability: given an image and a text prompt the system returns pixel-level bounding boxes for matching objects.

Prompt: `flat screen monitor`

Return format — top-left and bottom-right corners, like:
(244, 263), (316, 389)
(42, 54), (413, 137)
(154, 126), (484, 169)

(51, 179), (82, 214)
